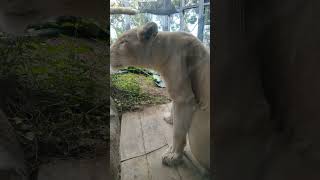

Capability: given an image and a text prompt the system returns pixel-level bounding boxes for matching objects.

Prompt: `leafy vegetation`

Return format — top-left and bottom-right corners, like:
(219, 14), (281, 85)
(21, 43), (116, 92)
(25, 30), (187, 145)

(111, 71), (170, 113)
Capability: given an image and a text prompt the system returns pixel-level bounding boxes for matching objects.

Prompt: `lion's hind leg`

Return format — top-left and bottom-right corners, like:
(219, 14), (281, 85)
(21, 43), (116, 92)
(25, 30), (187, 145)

(162, 100), (196, 166)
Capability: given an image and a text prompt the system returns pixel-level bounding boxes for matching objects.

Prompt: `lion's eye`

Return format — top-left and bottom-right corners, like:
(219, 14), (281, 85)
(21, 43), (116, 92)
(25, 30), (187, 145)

(120, 40), (128, 44)
(119, 40), (128, 49)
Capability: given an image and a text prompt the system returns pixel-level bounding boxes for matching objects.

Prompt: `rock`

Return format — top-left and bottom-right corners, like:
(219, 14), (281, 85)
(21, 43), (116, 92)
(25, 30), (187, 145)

(110, 97), (121, 180)
(0, 110), (27, 180)
(26, 28), (62, 37)
(25, 16), (108, 40)
(0, 0), (106, 34)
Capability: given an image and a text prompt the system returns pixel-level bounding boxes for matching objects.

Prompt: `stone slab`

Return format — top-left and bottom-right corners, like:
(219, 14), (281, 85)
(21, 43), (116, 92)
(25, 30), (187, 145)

(120, 111), (145, 161)
(121, 155), (149, 180)
(141, 106), (167, 153)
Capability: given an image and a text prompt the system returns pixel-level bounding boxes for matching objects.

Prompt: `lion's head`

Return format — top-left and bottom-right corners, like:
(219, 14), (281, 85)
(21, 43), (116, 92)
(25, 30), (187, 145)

(110, 22), (158, 70)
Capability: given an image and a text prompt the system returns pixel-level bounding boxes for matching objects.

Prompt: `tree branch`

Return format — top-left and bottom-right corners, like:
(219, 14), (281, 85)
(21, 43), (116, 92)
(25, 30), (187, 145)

(110, 7), (139, 15)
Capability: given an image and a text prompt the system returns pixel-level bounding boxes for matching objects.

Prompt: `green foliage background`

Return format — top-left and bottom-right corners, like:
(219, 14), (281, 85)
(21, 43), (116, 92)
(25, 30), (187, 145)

(110, 0), (210, 47)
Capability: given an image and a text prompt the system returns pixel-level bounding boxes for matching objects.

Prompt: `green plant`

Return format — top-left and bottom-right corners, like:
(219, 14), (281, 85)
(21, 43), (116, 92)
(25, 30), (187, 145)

(111, 72), (170, 113)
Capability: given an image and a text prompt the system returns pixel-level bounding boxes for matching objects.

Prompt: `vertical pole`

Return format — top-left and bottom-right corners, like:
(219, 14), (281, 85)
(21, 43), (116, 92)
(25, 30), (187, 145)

(180, 0), (185, 31)
(168, 15), (171, 31)
(197, 0), (204, 41)
(161, 0), (169, 31)
(161, 16), (169, 31)
(123, 0), (131, 30)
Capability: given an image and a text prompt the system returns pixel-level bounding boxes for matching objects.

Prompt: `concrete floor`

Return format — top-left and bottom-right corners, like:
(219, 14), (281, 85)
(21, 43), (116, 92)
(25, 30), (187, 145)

(120, 103), (209, 180)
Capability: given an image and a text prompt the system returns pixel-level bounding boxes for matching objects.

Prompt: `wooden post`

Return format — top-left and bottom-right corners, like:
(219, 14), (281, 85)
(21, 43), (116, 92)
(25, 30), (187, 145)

(180, 0), (185, 31)
(197, 0), (204, 41)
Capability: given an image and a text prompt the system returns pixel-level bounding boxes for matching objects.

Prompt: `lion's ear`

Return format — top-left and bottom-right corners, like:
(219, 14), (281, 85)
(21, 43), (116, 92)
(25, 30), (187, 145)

(137, 22), (158, 42)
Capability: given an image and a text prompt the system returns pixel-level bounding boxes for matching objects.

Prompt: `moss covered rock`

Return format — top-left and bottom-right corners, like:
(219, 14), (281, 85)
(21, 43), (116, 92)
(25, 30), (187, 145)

(26, 16), (108, 40)
(0, 35), (109, 173)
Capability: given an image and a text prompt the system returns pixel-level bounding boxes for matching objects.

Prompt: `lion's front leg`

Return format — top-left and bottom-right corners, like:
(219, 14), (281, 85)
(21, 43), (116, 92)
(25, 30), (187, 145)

(163, 106), (173, 125)
(162, 101), (195, 166)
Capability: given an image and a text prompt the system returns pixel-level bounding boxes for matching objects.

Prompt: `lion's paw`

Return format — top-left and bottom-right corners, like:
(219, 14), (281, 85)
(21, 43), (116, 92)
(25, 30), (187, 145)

(162, 147), (183, 166)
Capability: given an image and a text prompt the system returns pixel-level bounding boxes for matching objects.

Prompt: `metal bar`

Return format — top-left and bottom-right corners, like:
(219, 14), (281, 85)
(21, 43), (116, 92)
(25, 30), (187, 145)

(197, 0), (205, 41)
(178, 2), (210, 12)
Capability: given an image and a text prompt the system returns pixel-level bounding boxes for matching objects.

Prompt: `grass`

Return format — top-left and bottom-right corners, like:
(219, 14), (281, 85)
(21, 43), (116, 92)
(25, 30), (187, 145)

(111, 72), (170, 113)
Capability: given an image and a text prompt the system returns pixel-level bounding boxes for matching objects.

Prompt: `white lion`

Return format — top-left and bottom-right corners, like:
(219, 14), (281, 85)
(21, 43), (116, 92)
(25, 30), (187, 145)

(110, 22), (210, 170)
